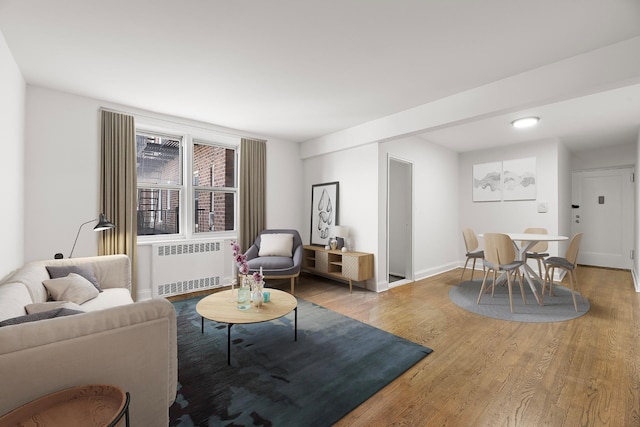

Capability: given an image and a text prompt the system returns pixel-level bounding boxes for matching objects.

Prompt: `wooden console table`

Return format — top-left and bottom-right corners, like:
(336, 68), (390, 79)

(0, 384), (130, 426)
(303, 245), (374, 293)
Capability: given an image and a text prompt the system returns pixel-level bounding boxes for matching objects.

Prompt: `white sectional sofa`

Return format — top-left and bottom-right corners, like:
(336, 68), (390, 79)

(0, 254), (177, 426)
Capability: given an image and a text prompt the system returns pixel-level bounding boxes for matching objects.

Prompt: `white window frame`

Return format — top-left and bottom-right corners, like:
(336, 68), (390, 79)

(136, 121), (240, 242)
(191, 139), (239, 235)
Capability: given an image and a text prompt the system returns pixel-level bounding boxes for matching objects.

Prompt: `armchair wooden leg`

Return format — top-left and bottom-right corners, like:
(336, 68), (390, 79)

(291, 277), (295, 294)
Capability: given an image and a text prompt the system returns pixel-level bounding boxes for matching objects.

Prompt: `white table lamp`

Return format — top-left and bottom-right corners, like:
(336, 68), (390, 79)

(333, 225), (349, 250)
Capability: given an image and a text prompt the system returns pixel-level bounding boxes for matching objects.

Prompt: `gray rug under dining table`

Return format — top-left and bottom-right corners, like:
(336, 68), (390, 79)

(450, 279), (590, 322)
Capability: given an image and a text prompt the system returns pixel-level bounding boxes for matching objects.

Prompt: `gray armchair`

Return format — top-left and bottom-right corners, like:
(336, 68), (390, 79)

(245, 229), (303, 294)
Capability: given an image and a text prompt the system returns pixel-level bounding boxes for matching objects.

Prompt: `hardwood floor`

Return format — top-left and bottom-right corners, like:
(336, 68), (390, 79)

(265, 266), (640, 426)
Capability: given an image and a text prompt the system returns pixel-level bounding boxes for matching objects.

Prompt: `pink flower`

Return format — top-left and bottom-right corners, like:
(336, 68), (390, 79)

(239, 263), (249, 275)
(231, 240), (249, 275)
(253, 271), (263, 283)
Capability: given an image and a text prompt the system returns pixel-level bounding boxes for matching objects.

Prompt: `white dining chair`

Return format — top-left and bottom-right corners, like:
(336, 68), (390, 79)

(461, 228), (484, 282)
(477, 233), (527, 313)
(522, 227), (549, 279)
(542, 233), (584, 311)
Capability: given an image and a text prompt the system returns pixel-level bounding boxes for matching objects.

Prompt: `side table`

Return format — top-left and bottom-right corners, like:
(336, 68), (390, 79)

(302, 245), (374, 292)
(0, 384), (130, 427)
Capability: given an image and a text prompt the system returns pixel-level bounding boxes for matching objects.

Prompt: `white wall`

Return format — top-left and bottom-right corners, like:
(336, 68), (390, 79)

(380, 136), (460, 288)
(302, 143), (379, 289)
(571, 142), (636, 171)
(301, 136), (458, 292)
(0, 30), (25, 280)
(570, 141), (638, 290)
(24, 86), (304, 299)
(636, 132), (640, 291)
(558, 142), (572, 256)
(458, 138), (563, 257)
(265, 139), (304, 229)
(25, 87), (102, 262)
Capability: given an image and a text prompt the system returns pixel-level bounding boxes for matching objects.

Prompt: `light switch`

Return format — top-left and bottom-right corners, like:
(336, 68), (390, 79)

(537, 202), (548, 213)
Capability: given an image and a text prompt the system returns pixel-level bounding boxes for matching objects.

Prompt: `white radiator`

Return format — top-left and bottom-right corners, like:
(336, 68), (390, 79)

(151, 240), (229, 297)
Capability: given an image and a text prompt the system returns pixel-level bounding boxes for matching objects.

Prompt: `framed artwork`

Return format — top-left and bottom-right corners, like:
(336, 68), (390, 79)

(310, 181), (339, 246)
(473, 162), (502, 202)
(503, 157), (537, 201)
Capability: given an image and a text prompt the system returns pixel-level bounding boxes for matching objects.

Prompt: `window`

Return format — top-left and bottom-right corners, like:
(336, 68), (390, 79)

(135, 129), (238, 237)
(136, 132), (182, 235)
(192, 141), (237, 233)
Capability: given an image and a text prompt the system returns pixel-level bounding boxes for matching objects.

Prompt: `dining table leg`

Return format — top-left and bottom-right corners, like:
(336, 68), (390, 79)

(520, 264), (544, 305)
(513, 240), (544, 305)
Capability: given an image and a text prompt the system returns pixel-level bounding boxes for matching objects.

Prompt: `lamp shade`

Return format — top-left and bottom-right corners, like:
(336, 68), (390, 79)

(94, 213), (116, 231)
(333, 225), (349, 238)
(67, 213), (116, 258)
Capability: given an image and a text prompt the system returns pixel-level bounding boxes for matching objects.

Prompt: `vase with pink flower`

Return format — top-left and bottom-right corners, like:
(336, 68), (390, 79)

(251, 268), (264, 310)
(231, 240), (251, 309)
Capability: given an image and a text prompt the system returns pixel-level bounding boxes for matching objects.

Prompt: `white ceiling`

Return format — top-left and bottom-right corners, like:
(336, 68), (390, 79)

(1, 0), (640, 152)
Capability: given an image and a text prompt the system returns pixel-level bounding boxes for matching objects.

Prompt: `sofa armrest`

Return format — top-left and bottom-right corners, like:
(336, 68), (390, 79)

(0, 298), (176, 426)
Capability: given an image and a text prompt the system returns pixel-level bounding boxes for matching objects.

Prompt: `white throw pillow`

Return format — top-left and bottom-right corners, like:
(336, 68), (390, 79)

(25, 301), (85, 314)
(42, 273), (100, 304)
(258, 233), (294, 257)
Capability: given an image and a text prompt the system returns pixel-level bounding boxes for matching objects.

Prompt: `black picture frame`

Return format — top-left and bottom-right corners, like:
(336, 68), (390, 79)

(310, 181), (339, 246)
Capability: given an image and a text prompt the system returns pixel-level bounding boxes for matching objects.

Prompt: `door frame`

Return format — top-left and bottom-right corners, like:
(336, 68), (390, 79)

(387, 155), (414, 287)
(571, 166), (635, 269)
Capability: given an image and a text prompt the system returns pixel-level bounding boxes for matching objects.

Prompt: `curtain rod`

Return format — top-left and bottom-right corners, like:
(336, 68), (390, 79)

(99, 107), (267, 143)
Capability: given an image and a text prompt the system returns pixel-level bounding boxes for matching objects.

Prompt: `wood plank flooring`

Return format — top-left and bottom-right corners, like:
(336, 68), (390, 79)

(266, 266), (640, 426)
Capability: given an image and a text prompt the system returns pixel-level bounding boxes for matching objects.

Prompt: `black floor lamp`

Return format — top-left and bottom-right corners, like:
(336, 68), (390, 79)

(54, 213), (116, 259)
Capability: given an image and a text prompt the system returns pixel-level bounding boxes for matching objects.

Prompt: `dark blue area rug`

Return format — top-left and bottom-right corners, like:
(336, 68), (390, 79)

(169, 296), (432, 426)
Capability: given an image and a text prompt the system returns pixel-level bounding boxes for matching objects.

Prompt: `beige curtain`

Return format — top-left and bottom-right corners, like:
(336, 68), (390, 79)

(239, 137), (266, 251)
(99, 110), (138, 297)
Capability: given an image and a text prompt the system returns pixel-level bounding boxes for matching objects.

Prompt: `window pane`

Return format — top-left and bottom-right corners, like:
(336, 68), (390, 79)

(137, 188), (180, 235)
(193, 143), (235, 188)
(137, 134), (181, 185)
(194, 191), (235, 232)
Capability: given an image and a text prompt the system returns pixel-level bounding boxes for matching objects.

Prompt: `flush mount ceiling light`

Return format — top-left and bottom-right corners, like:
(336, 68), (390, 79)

(511, 116), (540, 129)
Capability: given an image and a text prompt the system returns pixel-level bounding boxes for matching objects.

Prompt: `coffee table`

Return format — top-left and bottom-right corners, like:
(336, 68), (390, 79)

(196, 289), (298, 365)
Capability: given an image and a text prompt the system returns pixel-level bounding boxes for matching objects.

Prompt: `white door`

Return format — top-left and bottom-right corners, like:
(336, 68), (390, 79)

(571, 168), (634, 269)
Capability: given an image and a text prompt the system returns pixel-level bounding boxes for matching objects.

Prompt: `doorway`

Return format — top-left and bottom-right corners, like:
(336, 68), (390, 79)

(388, 156), (413, 285)
(571, 167), (634, 269)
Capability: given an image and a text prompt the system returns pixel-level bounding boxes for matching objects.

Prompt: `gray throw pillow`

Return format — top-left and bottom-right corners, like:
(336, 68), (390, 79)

(46, 264), (102, 292)
(0, 308), (83, 327)
(42, 273), (100, 304)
